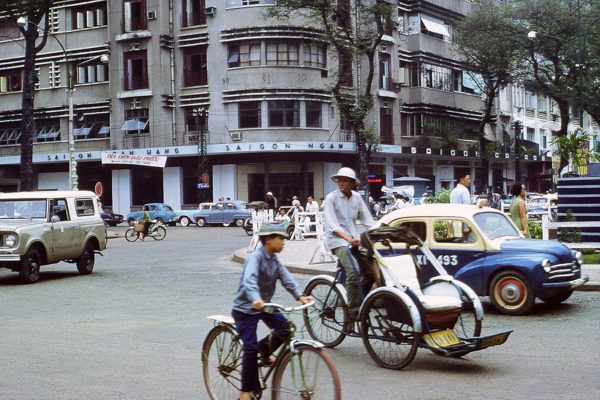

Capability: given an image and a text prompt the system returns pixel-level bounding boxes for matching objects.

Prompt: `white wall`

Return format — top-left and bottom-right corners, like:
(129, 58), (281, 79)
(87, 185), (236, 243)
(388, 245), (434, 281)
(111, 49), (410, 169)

(112, 169), (131, 215)
(323, 163), (341, 195)
(38, 172), (69, 190)
(163, 167), (183, 208)
(213, 164), (237, 201)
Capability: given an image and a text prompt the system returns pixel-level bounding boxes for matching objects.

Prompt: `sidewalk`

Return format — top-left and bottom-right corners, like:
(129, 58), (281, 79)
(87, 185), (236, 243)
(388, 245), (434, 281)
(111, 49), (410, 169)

(232, 239), (600, 291)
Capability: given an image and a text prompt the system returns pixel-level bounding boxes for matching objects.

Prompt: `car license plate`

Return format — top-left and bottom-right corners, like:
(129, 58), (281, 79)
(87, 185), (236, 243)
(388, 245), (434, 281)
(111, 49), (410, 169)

(479, 332), (510, 349)
(423, 329), (461, 348)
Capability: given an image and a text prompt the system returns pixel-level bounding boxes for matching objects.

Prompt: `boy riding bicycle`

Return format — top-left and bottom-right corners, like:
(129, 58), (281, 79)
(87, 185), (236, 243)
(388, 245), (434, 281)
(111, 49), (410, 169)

(231, 222), (312, 400)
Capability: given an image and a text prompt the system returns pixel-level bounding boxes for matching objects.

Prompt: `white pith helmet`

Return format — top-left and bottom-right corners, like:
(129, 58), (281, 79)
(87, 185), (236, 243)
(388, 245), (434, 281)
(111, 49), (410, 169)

(331, 167), (360, 184)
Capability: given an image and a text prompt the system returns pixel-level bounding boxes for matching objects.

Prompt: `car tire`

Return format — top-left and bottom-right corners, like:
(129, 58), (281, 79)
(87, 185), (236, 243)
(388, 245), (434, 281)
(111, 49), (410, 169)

(222, 222), (231, 227)
(234, 219), (244, 227)
(156, 217), (164, 225)
(20, 248), (42, 284)
(196, 218), (206, 227)
(76, 242), (95, 275)
(539, 290), (573, 305)
(180, 216), (191, 227)
(489, 270), (534, 315)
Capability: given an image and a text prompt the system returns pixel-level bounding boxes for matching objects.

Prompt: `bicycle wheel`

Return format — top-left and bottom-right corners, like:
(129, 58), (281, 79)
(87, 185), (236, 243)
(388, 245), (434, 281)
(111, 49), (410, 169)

(202, 325), (243, 400)
(124, 228), (139, 242)
(271, 344), (341, 400)
(302, 278), (349, 348)
(360, 291), (420, 370)
(152, 225), (167, 241)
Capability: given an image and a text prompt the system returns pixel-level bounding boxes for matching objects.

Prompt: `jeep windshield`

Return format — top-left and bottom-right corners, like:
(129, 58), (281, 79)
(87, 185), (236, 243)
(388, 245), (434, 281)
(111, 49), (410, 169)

(473, 212), (520, 240)
(0, 200), (47, 219)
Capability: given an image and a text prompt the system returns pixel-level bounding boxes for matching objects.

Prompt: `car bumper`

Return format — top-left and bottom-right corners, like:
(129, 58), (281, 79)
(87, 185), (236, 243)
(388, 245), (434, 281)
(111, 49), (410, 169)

(0, 254), (21, 262)
(542, 276), (589, 289)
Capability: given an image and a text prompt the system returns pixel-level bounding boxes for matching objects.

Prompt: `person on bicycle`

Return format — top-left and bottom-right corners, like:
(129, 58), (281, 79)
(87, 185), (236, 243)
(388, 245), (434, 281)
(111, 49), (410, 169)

(323, 167), (375, 320)
(232, 221), (312, 400)
(140, 205), (151, 241)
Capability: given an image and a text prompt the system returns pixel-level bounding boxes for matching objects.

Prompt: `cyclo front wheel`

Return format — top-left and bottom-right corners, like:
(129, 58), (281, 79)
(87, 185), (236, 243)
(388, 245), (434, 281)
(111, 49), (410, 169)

(360, 291), (420, 370)
(202, 325), (243, 400)
(124, 228), (139, 242)
(302, 278), (350, 348)
(271, 344), (341, 400)
(152, 225), (167, 241)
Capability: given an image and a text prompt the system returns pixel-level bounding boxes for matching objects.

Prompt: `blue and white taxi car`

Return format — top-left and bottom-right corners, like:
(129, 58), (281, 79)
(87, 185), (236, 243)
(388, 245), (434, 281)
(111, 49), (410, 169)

(376, 204), (589, 315)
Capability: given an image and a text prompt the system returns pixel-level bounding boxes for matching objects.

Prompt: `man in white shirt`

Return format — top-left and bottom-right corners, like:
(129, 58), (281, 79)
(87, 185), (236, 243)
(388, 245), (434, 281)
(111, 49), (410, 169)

(305, 195), (319, 232)
(450, 173), (472, 204)
(323, 167), (375, 319)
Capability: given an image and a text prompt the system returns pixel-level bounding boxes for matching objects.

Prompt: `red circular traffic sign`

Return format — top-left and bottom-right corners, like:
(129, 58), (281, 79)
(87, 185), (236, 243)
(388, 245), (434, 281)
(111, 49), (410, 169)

(94, 181), (103, 197)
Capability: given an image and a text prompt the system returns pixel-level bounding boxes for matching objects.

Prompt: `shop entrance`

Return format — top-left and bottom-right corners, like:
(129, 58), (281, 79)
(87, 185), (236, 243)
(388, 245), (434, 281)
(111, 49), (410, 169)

(248, 173), (313, 207)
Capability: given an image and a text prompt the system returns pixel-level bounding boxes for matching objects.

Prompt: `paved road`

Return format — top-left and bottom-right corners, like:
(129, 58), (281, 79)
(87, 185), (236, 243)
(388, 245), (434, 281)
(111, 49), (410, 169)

(1, 226), (599, 400)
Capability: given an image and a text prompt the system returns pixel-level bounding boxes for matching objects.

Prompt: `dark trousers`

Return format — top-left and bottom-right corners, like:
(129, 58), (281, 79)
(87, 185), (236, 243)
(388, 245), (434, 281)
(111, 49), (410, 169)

(231, 309), (289, 392)
(142, 221), (150, 236)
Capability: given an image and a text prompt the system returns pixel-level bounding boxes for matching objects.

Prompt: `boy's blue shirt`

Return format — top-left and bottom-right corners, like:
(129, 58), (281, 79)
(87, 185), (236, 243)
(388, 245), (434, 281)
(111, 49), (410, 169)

(233, 245), (302, 314)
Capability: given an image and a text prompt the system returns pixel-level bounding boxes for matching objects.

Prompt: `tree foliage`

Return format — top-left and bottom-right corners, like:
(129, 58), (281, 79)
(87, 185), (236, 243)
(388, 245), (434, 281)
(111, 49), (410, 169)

(267, 0), (395, 191)
(550, 128), (600, 175)
(2, 0), (54, 190)
(452, 0), (528, 187)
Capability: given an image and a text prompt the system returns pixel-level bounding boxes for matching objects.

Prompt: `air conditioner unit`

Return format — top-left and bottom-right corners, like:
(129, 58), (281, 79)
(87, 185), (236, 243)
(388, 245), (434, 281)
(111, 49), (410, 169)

(205, 6), (216, 16)
(231, 132), (242, 141)
(147, 10), (157, 20)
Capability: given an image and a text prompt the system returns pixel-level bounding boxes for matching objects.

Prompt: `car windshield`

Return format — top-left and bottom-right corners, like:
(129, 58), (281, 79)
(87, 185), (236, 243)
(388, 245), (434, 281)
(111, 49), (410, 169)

(473, 212), (519, 240)
(528, 198), (546, 206)
(0, 199), (47, 219)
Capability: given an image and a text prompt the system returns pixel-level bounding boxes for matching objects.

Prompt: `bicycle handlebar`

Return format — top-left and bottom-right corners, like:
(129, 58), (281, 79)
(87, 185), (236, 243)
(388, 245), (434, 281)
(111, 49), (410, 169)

(262, 300), (315, 313)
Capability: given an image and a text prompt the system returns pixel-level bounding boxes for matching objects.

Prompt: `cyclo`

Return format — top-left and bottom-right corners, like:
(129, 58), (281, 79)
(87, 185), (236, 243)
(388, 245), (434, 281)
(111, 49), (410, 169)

(302, 225), (512, 370)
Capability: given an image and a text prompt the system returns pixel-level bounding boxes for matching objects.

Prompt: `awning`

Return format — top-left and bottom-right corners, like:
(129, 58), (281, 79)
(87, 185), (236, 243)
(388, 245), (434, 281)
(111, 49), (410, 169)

(121, 118), (148, 131)
(420, 17), (450, 37)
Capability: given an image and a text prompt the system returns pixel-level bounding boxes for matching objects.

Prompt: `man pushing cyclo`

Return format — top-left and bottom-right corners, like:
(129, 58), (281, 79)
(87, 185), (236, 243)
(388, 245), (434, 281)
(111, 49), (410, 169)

(323, 167), (382, 321)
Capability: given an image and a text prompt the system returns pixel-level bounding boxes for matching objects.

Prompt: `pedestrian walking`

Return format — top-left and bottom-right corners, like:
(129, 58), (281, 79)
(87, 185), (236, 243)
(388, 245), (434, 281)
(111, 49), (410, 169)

(265, 191), (278, 217)
(450, 172), (472, 204)
(305, 195), (319, 232)
(509, 182), (529, 238)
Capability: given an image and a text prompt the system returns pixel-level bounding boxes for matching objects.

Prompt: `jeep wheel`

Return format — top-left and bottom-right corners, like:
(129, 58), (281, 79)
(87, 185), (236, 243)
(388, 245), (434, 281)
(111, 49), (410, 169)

(234, 219), (245, 227)
(20, 248), (41, 284)
(76, 243), (95, 275)
(196, 218), (206, 227)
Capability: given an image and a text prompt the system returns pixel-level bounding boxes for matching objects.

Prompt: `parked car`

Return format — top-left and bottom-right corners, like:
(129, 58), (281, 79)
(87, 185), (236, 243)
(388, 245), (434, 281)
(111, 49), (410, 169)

(527, 194), (558, 220)
(193, 200), (250, 227)
(0, 190), (108, 284)
(126, 203), (177, 226)
(101, 207), (124, 226)
(174, 203), (214, 226)
(376, 203), (588, 315)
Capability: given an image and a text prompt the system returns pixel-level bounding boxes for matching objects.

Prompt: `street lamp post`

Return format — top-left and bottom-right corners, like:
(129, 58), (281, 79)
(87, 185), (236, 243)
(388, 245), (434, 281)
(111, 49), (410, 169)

(16, 16), (108, 191)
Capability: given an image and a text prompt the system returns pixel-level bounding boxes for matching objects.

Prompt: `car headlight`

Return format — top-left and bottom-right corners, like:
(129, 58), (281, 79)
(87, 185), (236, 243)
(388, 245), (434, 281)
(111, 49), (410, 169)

(575, 251), (583, 265)
(541, 259), (552, 273)
(4, 234), (17, 248)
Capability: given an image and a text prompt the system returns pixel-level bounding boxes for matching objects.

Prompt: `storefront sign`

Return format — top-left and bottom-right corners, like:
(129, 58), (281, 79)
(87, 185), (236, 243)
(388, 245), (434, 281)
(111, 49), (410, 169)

(219, 142), (352, 153)
(101, 153), (167, 168)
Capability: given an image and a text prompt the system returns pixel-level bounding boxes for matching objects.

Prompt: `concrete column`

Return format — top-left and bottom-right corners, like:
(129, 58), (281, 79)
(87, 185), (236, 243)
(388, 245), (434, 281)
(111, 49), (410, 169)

(112, 169), (131, 215)
(323, 162), (341, 195)
(163, 166), (183, 208)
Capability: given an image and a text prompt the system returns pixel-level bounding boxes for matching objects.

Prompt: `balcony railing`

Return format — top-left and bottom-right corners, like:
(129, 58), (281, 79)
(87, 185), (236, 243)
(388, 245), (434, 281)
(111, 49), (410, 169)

(181, 11), (206, 28)
(123, 75), (149, 91)
(183, 70), (208, 87)
(122, 16), (147, 33)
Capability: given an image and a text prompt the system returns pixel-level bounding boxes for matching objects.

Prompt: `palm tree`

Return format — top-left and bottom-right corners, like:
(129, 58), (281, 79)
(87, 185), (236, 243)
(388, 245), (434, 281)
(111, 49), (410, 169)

(550, 129), (600, 176)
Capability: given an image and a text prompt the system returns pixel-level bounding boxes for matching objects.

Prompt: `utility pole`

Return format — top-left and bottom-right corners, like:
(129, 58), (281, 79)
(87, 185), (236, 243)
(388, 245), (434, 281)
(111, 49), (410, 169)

(514, 120), (521, 184)
(194, 108), (209, 204)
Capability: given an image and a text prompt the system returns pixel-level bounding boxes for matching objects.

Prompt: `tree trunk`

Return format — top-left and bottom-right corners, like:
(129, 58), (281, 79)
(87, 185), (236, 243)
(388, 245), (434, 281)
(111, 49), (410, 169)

(556, 100), (571, 173)
(20, 29), (38, 191)
(478, 89), (496, 190)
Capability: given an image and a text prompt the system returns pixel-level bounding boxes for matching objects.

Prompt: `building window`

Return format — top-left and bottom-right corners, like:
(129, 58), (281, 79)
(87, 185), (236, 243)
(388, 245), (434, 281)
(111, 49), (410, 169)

(306, 102), (322, 128)
(123, 0), (147, 32)
(185, 108), (208, 132)
(0, 20), (21, 40)
(339, 51), (353, 86)
(419, 15), (450, 40)
(183, 46), (207, 87)
(239, 101), (261, 128)
(0, 127), (22, 146)
(72, 4), (107, 29)
(524, 89), (536, 109)
(35, 121), (61, 143)
(0, 70), (22, 93)
(266, 42), (299, 66)
(122, 108), (150, 134)
(123, 50), (148, 90)
(379, 53), (391, 90)
(380, 108), (393, 144)
(420, 63), (451, 91)
(228, 43), (261, 68)
(182, 0), (206, 27)
(268, 101), (299, 127)
(527, 127), (535, 142)
(541, 129), (547, 148)
(76, 62), (108, 84)
(74, 115), (110, 139)
(303, 43), (326, 68)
